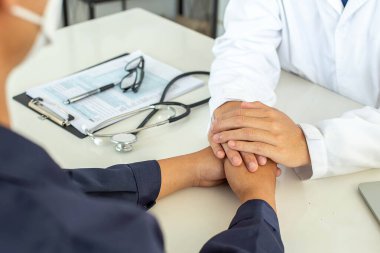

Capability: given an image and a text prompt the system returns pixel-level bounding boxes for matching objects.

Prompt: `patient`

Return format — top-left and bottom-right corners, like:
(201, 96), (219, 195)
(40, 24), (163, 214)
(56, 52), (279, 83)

(0, 1), (284, 252)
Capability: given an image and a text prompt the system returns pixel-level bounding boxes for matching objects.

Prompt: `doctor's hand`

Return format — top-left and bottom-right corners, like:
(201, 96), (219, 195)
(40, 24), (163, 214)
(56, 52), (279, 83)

(212, 102), (311, 168)
(209, 101), (267, 172)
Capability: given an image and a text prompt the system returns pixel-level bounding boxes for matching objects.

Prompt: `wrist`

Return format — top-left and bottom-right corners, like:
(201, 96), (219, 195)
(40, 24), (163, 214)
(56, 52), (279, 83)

(157, 155), (195, 200)
(237, 170), (277, 210)
(177, 155), (198, 188)
(171, 153), (200, 188)
(239, 188), (276, 212)
(296, 126), (312, 167)
(184, 155), (200, 188)
(239, 187), (275, 203)
(186, 150), (205, 187)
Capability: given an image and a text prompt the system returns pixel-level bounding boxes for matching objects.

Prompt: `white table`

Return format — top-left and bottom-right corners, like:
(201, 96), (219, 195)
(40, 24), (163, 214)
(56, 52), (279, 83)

(8, 9), (380, 253)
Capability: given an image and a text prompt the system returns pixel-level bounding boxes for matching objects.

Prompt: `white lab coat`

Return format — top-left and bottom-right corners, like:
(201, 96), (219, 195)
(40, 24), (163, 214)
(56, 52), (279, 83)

(209, 0), (380, 179)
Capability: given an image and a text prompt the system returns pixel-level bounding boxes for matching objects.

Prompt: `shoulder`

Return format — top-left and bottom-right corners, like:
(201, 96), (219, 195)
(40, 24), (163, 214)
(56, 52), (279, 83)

(0, 126), (63, 184)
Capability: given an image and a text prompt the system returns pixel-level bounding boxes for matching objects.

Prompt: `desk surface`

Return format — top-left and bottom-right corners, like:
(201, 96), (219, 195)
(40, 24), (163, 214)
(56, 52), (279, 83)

(8, 9), (380, 253)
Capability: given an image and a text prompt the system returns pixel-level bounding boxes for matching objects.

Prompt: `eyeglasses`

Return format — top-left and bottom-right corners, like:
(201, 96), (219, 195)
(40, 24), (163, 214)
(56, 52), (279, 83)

(63, 56), (146, 105)
(118, 56), (145, 93)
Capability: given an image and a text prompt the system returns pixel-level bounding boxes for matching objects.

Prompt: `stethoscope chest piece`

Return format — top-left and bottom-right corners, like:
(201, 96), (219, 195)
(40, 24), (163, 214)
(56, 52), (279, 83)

(111, 133), (137, 152)
(84, 71), (210, 152)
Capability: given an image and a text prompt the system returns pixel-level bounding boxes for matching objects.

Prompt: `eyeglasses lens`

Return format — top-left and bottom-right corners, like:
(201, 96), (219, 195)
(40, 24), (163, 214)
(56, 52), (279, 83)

(119, 56), (145, 92)
(120, 71), (137, 91)
(125, 57), (143, 72)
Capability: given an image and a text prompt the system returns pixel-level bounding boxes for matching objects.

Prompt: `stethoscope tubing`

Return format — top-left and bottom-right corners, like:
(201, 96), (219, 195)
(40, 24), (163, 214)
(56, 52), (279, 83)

(152, 101), (191, 123)
(134, 71), (210, 133)
(87, 71), (211, 141)
(88, 105), (157, 134)
(87, 118), (170, 138)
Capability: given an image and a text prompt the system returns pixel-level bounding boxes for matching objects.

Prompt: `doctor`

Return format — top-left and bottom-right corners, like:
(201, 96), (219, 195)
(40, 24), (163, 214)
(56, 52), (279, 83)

(0, 0), (284, 252)
(208, 0), (380, 179)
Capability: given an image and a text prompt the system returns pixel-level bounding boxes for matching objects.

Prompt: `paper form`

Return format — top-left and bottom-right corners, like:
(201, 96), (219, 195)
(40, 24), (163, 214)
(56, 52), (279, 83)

(26, 51), (204, 134)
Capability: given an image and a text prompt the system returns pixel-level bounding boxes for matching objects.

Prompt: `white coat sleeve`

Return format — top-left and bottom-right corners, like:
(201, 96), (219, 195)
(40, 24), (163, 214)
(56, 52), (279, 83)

(208, 0), (283, 115)
(296, 107), (380, 179)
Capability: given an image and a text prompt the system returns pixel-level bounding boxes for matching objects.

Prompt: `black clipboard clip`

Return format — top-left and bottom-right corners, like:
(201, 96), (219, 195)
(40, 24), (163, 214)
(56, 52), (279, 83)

(13, 52), (130, 139)
(28, 98), (75, 127)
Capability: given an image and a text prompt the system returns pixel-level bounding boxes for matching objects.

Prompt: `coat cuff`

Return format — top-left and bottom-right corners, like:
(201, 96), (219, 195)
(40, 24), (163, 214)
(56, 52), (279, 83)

(129, 160), (161, 209)
(296, 123), (329, 180)
(230, 199), (280, 232)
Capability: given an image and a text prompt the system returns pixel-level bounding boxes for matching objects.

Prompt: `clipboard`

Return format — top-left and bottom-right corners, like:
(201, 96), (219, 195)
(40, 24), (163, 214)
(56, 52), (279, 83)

(13, 53), (130, 139)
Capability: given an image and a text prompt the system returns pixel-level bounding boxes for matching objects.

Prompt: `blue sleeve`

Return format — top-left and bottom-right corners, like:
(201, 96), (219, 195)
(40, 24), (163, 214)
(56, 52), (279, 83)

(200, 200), (284, 253)
(64, 161), (161, 209)
(0, 127), (165, 253)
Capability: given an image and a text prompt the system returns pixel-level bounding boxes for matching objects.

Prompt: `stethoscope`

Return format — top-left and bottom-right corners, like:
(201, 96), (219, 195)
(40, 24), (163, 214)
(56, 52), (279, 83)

(84, 71), (210, 152)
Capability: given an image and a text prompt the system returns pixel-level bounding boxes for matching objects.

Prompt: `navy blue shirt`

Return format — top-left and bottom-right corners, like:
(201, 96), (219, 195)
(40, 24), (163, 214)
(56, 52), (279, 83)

(0, 126), (284, 253)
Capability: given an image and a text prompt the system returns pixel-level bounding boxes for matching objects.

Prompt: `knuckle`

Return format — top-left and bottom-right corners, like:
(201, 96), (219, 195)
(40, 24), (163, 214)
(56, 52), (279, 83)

(271, 123), (279, 132)
(273, 133), (282, 142)
(240, 115), (247, 124)
(235, 116), (244, 125)
(267, 119), (275, 129)
(218, 133), (227, 142)
(235, 108), (243, 117)
(277, 146), (285, 154)
(266, 109), (276, 117)
(213, 121), (222, 131)
(242, 128), (253, 137)
(269, 120), (280, 132)
(254, 143), (264, 153)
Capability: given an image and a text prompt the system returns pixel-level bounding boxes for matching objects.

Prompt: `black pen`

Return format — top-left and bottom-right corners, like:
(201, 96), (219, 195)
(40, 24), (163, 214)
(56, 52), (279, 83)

(63, 83), (115, 105)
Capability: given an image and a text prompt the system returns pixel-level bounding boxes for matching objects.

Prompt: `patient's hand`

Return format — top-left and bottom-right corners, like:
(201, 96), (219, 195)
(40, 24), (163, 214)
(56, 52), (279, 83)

(191, 148), (225, 187)
(212, 101), (311, 168)
(157, 147), (225, 199)
(224, 158), (279, 211)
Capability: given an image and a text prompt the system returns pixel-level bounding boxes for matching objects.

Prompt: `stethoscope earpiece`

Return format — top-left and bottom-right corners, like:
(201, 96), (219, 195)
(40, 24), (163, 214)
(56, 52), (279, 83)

(111, 133), (137, 152)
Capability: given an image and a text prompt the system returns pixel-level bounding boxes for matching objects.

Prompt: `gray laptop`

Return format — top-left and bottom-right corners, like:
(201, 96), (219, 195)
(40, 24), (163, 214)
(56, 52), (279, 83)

(359, 181), (380, 224)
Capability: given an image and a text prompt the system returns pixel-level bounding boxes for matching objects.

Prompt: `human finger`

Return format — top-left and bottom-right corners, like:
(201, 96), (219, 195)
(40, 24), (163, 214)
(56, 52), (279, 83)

(217, 108), (270, 121)
(213, 128), (276, 145)
(228, 140), (277, 159)
(257, 155), (267, 166)
(241, 152), (258, 172)
(222, 143), (242, 166)
(210, 139), (225, 159)
(276, 168), (282, 177)
(208, 129), (225, 158)
(241, 101), (270, 109)
(212, 116), (272, 133)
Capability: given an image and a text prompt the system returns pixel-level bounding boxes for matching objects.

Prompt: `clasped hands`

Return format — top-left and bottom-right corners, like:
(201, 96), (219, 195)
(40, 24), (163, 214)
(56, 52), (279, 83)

(158, 101), (311, 209)
(158, 147), (276, 210)
(209, 101), (311, 173)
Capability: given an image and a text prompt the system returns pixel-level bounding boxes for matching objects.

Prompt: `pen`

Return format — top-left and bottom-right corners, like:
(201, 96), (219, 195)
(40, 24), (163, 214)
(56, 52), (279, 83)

(63, 83), (115, 105)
